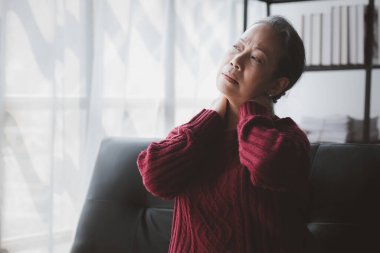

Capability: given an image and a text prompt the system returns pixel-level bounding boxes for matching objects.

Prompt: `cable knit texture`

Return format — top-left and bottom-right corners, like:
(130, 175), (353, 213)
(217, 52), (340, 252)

(137, 101), (312, 253)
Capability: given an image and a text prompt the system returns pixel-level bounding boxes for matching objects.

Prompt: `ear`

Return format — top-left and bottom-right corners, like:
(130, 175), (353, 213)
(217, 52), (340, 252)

(268, 77), (290, 97)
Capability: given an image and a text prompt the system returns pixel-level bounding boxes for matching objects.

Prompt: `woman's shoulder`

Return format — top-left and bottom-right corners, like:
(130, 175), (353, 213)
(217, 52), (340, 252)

(274, 115), (300, 128)
(274, 116), (310, 145)
(274, 115), (297, 126)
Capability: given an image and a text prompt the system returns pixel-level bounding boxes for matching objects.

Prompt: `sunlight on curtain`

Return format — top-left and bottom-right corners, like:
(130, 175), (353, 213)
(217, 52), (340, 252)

(0, 0), (242, 252)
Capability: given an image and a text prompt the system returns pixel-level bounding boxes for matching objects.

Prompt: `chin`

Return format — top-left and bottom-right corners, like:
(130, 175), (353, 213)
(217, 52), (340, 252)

(216, 82), (234, 102)
(216, 79), (236, 97)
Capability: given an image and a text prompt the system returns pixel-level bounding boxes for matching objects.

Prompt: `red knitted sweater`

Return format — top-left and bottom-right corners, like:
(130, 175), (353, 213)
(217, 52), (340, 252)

(137, 101), (313, 253)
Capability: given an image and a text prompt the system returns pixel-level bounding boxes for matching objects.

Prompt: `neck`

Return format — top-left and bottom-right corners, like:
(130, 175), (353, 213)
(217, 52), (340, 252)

(225, 100), (274, 131)
(225, 102), (239, 131)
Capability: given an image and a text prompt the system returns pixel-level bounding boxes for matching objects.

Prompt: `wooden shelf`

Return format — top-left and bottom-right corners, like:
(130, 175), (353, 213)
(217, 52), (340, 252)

(257, 0), (326, 3)
(305, 65), (367, 71)
(305, 64), (380, 71)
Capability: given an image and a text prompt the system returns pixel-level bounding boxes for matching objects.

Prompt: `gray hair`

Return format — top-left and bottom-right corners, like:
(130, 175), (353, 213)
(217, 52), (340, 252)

(252, 15), (305, 103)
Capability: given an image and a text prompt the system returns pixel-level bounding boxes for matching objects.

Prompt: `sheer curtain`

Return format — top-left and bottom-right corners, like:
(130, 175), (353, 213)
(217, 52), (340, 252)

(0, 0), (242, 252)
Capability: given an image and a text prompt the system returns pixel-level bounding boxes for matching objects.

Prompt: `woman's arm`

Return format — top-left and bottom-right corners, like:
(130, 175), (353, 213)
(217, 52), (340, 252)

(237, 100), (310, 192)
(137, 109), (223, 199)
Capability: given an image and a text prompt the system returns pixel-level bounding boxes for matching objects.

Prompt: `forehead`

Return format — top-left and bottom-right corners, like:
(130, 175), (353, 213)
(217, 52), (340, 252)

(240, 24), (280, 57)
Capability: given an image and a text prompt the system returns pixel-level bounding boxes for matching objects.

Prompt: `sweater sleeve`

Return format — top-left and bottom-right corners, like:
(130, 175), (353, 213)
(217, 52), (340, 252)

(237, 101), (310, 192)
(137, 109), (224, 199)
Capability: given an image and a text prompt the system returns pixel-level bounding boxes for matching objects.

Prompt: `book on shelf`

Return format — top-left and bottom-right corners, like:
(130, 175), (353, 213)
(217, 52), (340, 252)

(300, 115), (350, 143)
(301, 14), (312, 66)
(311, 13), (322, 65)
(321, 11), (331, 66)
(340, 5), (348, 65)
(332, 6), (340, 65)
(348, 5), (357, 64)
(300, 3), (377, 67)
(300, 115), (379, 143)
(347, 116), (379, 142)
(357, 4), (365, 64)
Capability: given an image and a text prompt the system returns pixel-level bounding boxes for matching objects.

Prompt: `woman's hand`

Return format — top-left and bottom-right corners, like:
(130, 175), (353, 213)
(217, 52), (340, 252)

(210, 95), (228, 119)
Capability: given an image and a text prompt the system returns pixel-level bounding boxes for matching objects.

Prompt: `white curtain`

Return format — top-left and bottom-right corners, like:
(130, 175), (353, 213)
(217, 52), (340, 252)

(0, 0), (242, 252)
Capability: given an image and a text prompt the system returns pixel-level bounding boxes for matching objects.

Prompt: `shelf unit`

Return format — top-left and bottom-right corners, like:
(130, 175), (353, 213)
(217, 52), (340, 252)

(243, 0), (376, 143)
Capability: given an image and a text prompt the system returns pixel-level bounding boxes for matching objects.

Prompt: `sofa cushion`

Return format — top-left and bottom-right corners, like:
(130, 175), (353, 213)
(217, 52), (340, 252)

(71, 139), (380, 253)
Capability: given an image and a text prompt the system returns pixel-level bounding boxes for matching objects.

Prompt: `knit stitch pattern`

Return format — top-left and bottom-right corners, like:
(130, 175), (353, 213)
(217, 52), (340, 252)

(137, 101), (312, 253)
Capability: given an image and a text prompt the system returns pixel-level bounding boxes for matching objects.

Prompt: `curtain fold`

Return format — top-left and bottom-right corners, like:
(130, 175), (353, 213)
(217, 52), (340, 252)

(0, 0), (242, 252)
(0, 0), (6, 251)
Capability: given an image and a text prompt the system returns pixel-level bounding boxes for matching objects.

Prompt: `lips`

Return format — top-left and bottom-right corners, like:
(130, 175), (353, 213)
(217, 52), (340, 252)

(222, 73), (239, 85)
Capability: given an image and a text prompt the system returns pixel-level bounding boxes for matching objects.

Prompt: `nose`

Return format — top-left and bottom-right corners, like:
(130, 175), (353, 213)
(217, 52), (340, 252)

(230, 54), (243, 71)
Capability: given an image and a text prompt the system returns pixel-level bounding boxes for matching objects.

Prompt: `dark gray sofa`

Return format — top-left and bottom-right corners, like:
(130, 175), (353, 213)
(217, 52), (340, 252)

(71, 138), (380, 253)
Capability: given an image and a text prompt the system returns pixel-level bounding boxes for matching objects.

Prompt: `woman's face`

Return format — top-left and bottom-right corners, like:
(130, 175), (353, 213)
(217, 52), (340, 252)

(216, 23), (282, 106)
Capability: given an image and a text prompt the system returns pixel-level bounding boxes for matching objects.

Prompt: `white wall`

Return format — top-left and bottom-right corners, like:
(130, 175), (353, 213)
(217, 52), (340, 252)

(276, 70), (366, 122)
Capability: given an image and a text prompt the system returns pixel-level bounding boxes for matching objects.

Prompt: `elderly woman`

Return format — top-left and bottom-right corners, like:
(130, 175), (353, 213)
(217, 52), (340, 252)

(137, 16), (319, 253)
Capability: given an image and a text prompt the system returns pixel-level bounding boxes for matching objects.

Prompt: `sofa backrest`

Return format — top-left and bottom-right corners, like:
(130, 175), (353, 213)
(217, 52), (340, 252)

(71, 138), (173, 253)
(71, 138), (380, 253)
(307, 143), (380, 252)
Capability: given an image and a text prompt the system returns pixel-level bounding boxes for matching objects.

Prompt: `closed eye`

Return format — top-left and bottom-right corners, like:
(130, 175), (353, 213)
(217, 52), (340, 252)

(251, 55), (262, 63)
(232, 44), (241, 51)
